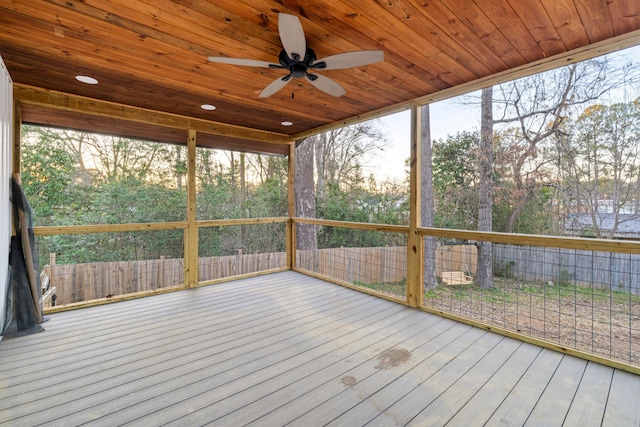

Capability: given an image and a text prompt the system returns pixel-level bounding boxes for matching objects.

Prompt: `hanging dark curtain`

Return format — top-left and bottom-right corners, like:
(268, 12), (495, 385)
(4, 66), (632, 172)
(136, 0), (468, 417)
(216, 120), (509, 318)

(6, 177), (43, 335)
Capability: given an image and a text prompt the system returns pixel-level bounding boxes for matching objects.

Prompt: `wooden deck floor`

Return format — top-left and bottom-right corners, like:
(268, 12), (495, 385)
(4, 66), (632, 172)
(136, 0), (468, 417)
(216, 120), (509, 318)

(1, 271), (639, 426)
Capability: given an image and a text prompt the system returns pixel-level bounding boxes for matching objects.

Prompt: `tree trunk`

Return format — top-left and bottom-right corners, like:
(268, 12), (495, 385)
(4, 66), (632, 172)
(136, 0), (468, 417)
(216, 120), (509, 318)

(477, 87), (494, 289)
(420, 105), (438, 290)
(315, 135), (326, 202)
(175, 146), (183, 191)
(240, 153), (247, 248)
(295, 137), (318, 250)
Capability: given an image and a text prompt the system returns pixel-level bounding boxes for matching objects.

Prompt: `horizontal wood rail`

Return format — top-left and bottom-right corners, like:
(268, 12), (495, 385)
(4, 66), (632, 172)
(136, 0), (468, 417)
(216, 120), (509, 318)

(33, 221), (187, 236)
(33, 217), (291, 236)
(417, 227), (640, 254)
(293, 217), (410, 234)
(197, 217), (289, 227)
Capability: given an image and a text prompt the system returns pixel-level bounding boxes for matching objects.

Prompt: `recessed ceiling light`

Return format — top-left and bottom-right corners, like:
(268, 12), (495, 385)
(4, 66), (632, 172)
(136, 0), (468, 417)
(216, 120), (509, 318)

(75, 75), (98, 85)
(281, 121), (293, 126)
(201, 104), (216, 111)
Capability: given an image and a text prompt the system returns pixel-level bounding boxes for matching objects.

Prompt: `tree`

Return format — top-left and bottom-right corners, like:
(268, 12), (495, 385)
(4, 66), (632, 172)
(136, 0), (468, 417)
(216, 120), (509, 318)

(20, 126), (78, 225)
(420, 105), (437, 290)
(432, 131), (479, 229)
(295, 137), (317, 250)
(560, 100), (640, 238)
(314, 121), (386, 200)
(477, 87), (494, 289)
(491, 58), (636, 233)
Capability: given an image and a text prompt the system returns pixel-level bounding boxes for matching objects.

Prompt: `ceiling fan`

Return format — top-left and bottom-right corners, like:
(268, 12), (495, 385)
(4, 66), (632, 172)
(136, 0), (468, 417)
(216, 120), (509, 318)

(208, 13), (384, 98)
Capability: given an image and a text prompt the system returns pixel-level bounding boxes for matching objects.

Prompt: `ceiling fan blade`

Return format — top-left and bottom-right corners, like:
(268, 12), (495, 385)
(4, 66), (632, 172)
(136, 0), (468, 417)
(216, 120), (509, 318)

(259, 76), (292, 98)
(312, 50), (384, 70)
(278, 13), (306, 61)
(208, 56), (277, 68)
(305, 74), (346, 97)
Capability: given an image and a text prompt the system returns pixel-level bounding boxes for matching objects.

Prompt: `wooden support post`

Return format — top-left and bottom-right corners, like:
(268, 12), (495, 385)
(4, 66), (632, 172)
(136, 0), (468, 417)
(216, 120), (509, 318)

(185, 129), (198, 288)
(287, 142), (295, 269)
(407, 102), (423, 308)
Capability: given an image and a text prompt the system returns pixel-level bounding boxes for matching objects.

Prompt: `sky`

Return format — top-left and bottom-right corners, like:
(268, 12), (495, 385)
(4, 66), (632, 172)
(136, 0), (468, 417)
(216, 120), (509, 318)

(373, 97), (481, 181)
(371, 44), (640, 182)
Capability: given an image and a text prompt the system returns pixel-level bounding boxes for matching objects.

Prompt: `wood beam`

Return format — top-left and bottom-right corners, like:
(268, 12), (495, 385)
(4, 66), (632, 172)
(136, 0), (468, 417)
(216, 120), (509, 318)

(406, 102), (423, 308)
(287, 143), (295, 269)
(13, 84), (292, 145)
(186, 129), (198, 288)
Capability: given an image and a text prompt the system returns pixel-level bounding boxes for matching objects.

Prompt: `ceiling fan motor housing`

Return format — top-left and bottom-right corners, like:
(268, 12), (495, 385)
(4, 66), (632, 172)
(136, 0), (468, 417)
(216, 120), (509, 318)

(278, 48), (322, 78)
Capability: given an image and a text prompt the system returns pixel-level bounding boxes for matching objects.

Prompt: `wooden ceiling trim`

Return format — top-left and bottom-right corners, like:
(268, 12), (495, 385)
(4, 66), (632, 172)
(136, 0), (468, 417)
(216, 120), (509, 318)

(14, 84), (293, 145)
(1, 47), (327, 134)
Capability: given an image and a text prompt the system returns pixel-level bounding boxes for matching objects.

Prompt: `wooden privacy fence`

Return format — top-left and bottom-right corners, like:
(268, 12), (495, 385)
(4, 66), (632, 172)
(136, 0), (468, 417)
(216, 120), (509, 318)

(43, 245), (478, 306)
(47, 241), (640, 305)
(198, 250), (286, 282)
(436, 244), (477, 276)
(296, 244), (478, 284)
(297, 246), (407, 284)
(43, 250), (286, 305)
(43, 257), (185, 305)
(493, 244), (640, 294)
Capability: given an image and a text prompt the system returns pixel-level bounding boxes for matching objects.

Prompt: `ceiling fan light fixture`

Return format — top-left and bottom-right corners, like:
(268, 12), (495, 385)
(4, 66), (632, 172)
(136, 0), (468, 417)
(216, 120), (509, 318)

(200, 104), (216, 111)
(75, 75), (98, 85)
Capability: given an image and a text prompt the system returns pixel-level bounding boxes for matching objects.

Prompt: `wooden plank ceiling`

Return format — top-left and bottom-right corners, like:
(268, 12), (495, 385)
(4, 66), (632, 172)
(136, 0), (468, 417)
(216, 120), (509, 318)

(1, 0), (640, 154)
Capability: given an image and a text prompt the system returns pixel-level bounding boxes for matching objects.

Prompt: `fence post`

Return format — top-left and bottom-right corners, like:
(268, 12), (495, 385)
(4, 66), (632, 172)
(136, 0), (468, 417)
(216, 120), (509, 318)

(49, 252), (56, 287)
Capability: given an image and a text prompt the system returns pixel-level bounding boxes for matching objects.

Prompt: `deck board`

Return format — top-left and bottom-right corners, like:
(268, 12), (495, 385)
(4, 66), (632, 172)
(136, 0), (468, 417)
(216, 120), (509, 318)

(0, 271), (639, 426)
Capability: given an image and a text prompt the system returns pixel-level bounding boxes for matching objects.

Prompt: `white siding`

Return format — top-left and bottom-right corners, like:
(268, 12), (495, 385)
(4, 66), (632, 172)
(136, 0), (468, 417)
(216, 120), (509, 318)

(0, 55), (13, 333)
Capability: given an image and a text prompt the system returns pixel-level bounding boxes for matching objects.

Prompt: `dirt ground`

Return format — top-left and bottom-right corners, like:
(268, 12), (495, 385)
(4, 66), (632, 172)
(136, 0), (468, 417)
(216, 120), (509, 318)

(422, 280), (640, 366)
(360, 278), (640, 367)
